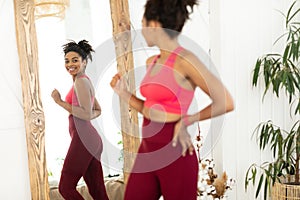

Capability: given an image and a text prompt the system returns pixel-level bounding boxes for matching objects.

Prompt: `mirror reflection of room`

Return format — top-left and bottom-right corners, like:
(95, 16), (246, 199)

(36, 0), (122, 198)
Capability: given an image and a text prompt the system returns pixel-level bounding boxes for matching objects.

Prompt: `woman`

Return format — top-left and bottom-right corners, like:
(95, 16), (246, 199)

(51, 40), (109, 200)
(110, 0), (234, 199)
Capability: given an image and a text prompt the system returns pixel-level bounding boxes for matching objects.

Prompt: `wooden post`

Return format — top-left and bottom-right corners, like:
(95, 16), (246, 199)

(13, 0), (50, 199)
(109, 0), (140, 184)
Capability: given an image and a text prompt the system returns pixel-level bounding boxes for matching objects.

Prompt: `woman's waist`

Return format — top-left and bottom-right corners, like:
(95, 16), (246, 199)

(68, 114), (92, 122)
(142, 106), (183, 123)
(68, 115), (94, 129)
(141, 116), (178, 144)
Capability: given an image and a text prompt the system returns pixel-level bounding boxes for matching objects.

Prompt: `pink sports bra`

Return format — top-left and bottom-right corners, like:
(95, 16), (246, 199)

(65, 75), (94, 106)
(140, 46), (194, 115)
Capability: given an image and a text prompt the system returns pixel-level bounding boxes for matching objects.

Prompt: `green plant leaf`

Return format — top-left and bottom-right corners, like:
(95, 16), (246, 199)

(283, 44), (291, 64)
(293, 39), (299, 61)
(287, 73), (295, 102)
(265, 53), (282, 57)
(273, 70), (283, 97)
(289, 36), (297, 61)
(252, 59), (262, 87)
(287, 7), (300, 27)
(285, 132), (294, 161)
(296, 39), (300, 61)
(273, 32), (289, 46)
(252, 167), (257, 186)
(286, 1), (298, 27)
(294, 72), (300, 92)
(264, 176), (269, 200)
(272, 129), (284, 158)
(263, 58), (271, 87)
(256, 175), (264, 198)
(259, 123), (266, 149)
(262, 124), (272, 149)
(245, 164), (257, 191)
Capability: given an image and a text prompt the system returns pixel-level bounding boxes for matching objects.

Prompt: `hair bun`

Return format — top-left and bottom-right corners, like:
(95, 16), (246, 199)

(78, 40), (94, 61)
(78, 40), (94, 53)
(144, 0), (198, 38)
(162, 0), (197, 10)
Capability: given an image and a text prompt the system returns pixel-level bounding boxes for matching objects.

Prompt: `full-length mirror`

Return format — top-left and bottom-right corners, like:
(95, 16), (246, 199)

(36, 1), (125, 198)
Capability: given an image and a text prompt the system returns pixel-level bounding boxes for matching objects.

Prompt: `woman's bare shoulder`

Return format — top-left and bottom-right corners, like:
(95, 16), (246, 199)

(177, 48), (206, 73)
(74, 76), (91, 91)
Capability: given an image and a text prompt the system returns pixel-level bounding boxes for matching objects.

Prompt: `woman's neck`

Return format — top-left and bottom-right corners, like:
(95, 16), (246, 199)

(156, 36), (180, 58)
(73, 72), (85, 81)
(159, 43), (180, 58)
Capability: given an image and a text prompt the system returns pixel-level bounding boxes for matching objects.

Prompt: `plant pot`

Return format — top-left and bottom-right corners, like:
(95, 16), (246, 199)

(272, 175), (300, 200)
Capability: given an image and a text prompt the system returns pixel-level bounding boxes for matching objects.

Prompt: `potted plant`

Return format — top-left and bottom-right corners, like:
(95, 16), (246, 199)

(244, 1), (300, 199)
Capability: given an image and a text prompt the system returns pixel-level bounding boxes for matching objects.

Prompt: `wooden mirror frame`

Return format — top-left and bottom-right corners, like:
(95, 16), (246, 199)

(14, 0), (139, 199)
(14, 0), (50, 199)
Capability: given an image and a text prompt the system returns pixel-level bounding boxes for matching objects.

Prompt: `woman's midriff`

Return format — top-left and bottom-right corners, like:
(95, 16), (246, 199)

(142, 106), (182, 123)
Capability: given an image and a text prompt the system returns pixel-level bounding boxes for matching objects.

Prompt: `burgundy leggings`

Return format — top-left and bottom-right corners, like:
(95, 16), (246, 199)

(125, 118), (199, 200)
(59, 115), (109, 200)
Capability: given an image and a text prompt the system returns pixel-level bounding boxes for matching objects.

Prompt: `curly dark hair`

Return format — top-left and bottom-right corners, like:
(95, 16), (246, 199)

(144, 0), (198, 38)
(62, 40), (95, 62)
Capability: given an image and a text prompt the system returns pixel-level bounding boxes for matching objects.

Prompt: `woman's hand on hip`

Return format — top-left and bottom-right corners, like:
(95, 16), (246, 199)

(172, 119), (194, 157)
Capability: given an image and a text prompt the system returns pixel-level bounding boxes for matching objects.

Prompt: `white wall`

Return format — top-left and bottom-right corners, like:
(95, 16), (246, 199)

(0, 0), (31, 199)
(219, 0), (295, 199)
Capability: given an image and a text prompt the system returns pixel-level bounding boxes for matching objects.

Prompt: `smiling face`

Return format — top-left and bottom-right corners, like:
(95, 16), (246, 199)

(64, 51), (86, 77)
